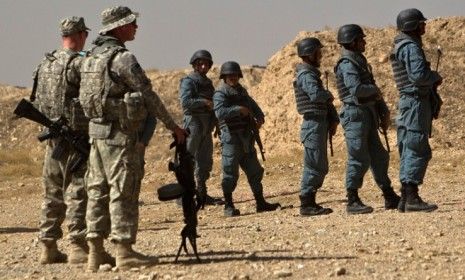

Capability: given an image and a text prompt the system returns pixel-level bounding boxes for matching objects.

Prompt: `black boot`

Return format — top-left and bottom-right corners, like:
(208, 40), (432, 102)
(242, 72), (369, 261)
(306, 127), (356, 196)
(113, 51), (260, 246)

(300, 193), (333, 216)
(405, 183), (438, 212)
(198, 183), (224, 206)
(223, 192), (240, 217)
(346, 188), (373, 214)
(254, 192), (280, 213)
(381, 187), (401, 210)
(398, 183), (407, 212)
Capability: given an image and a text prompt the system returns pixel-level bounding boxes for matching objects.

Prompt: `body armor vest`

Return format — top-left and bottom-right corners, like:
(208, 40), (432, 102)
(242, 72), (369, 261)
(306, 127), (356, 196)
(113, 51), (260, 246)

(79, 42), (128, 121)
(335, 52), (376, 104)
(183, 72), (215, 115)
(390, 37), (423, 93)
(293, 65), (328, 116)
(217, 84), (250, 132)
(32, 49), (88, 132)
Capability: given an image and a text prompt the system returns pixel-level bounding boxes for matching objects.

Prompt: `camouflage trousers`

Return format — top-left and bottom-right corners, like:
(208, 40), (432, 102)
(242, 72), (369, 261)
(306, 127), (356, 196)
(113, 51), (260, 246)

(85, 129), (143, 244)
(39, 139), (87, 242)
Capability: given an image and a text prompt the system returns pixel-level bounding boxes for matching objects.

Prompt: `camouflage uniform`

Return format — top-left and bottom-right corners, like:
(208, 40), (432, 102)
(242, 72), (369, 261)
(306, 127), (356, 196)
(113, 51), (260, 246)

(81, 33), (177, 244)
(30, 16), (90, 264)
(32, 17), (90, 245)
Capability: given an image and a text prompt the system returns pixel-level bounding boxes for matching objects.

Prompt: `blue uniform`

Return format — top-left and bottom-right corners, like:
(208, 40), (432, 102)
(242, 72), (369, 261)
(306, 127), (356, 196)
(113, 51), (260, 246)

(335, 49), (391, 190)
(213, 82), (265, 195)
(179, 72), (216, 184)
(391, 33), (442, 185)
(293, 63), (338, 196)
(136, 115), (157, 188)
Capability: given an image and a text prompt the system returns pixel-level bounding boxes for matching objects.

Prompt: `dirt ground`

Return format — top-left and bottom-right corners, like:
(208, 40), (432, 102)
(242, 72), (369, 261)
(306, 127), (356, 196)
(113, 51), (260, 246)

(1, 148), (464, 280)
(1, 17), (465, 280)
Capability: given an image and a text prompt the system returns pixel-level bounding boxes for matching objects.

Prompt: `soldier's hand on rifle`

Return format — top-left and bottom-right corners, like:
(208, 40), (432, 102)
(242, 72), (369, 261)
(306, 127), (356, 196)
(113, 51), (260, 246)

(380, 112), (391, 131)
(204, 100), (214, 111)
(239, 106), (250, 117)
(329, 122), (338, 137)
(173, 126), (188, 144)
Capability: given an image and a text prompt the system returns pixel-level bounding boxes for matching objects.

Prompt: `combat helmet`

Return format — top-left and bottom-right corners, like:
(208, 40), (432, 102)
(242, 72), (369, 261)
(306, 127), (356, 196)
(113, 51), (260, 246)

(337, 24), (365, 44)
(297, 37), (323, 57)
(220, 61), (243, 79)
(189, 49), (213, 65)
(396, 8), (427, 32)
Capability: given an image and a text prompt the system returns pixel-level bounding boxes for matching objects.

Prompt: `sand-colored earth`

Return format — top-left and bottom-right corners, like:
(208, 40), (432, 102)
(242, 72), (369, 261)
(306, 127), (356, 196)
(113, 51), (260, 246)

(0, 17), (464, 279)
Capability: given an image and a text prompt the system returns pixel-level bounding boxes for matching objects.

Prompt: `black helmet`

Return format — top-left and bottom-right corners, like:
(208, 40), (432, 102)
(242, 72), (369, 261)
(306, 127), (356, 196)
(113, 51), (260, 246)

(189, 49), (213, 65)
(396, 8), (427, 32)
(297, 37), (323, 57)
(337, 24), (365, 44)
(220, 61), (243, 79)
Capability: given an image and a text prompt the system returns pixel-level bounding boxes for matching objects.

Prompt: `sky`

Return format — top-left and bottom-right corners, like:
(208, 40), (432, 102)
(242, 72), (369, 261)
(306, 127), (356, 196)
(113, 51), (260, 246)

(1, 0), (464, 87)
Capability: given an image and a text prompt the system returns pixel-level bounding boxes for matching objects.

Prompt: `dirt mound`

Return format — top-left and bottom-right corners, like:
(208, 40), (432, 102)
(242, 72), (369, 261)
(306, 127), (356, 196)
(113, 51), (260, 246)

(251, 16), (465, 155)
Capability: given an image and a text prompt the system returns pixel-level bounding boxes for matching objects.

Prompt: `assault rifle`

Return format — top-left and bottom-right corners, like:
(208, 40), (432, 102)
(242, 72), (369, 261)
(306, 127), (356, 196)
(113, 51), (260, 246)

(430, 46), (443, 137)
(157, 137), (201, 263)
(375, 99), (391, 153)
(13, 99), (89, 172)
(324, 70), (335, 157)
(249, 115), (266, 161)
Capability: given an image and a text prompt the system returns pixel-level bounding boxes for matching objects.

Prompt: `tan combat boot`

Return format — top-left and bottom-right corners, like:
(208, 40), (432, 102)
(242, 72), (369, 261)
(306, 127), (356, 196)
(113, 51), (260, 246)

(87, 238), (115, 272)
(116, 242), (157, 270)
(68, 240), (89, 264)
(39, 240), (67, 264)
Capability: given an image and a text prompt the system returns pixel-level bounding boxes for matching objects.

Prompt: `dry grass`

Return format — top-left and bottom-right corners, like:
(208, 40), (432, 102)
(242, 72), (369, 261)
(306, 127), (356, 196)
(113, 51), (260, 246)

(0, 148), (42, 182)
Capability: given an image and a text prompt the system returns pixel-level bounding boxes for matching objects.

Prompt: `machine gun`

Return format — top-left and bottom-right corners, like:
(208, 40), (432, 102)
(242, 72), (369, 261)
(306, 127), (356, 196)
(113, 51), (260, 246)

(157, 137), (201, 263)
(13, 98), (89, 172)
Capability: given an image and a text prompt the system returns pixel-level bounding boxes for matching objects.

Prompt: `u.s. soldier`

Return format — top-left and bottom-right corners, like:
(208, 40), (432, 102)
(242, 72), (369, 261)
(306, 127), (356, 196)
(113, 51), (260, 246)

(80, 6), (186, 271)
(31, 16), (91, 265)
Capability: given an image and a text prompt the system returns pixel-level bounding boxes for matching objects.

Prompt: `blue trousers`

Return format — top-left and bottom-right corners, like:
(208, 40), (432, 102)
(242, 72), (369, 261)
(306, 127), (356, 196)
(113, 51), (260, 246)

(221, 138), (264, 195)
(300, 116), (329, 196)
(396, 95), (432, 185)
(340, 105), (391, 190)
